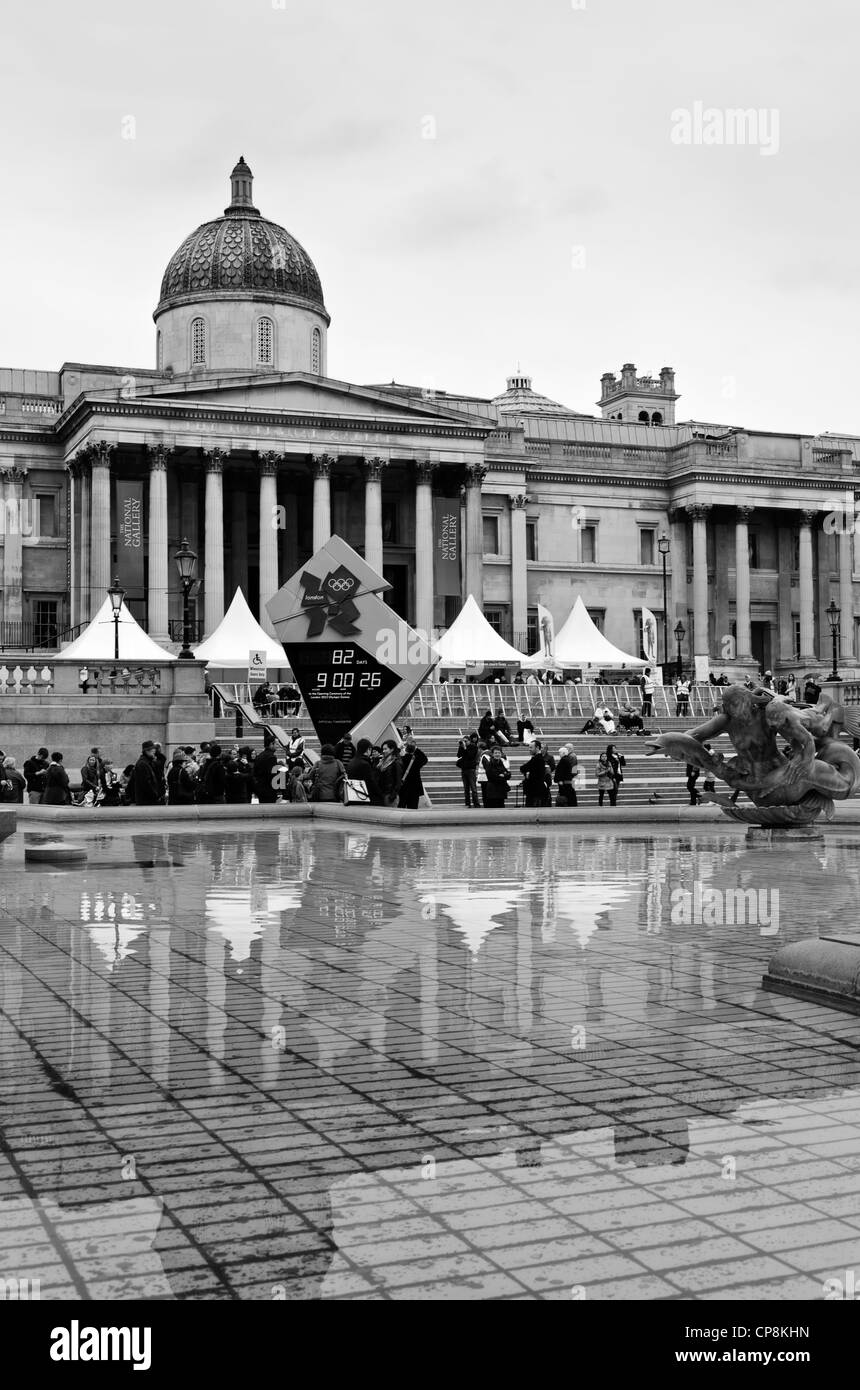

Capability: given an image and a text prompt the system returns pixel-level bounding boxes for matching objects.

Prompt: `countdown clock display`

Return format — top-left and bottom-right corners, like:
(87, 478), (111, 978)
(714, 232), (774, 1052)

(286, 642), (401, 747)
(267, 535), (438, 749)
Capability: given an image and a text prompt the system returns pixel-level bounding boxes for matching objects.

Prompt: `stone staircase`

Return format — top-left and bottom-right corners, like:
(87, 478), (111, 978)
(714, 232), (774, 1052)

(212, 712), (705, 808)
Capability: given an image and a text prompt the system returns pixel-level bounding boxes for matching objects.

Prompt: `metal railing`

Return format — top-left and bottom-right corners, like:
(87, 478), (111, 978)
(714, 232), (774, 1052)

(404, 682), (724, 722)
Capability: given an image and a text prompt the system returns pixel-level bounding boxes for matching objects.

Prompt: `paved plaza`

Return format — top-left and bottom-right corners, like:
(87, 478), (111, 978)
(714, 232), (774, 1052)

(1, 821), (859, 1301)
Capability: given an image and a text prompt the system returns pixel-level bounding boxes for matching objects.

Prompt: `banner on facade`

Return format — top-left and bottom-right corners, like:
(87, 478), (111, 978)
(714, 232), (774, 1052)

(115, 481), (144, 597)
(641, 607), (658, 665)
(433, 497), (461, 597)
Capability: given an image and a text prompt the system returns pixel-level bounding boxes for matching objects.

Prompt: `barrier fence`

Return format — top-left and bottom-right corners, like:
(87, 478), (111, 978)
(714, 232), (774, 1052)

(402, 682), (725, 722)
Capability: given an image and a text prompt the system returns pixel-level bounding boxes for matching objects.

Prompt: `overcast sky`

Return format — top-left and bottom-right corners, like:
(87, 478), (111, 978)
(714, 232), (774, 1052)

(1, 0), (857, 434)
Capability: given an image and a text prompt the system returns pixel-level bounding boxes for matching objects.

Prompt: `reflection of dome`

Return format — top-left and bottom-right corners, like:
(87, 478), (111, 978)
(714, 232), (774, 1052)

(157, 157), (327, 316)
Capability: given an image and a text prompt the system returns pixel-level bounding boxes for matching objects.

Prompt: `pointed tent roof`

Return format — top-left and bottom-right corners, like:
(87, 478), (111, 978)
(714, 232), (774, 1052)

(523, 596), (646, 668)
(433, 594), (525, 667)
(194, 588), (288, 668)
(61, 597), (177, 661)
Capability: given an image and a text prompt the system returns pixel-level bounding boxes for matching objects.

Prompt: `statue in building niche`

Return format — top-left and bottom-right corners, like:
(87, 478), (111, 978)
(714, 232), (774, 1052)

(647, 684), (860, 825)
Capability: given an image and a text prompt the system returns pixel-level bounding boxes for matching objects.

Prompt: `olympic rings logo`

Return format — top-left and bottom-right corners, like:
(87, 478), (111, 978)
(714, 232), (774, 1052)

(328, 577), (355, 594)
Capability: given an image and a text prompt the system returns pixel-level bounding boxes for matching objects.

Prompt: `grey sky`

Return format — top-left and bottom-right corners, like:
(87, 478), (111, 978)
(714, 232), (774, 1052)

(1, 0), (857, 434)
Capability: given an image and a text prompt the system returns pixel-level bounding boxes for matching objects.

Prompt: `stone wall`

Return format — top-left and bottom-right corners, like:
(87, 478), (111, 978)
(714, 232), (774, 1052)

(0, 660), (213, 774)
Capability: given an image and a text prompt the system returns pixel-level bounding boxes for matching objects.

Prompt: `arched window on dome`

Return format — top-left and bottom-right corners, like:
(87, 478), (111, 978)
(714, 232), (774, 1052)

(157, 331), (163, 372)
(638, 410), (649, 424)
(311, 327), (321, 376)
(257, 316), (274, 367)
(651, 411), (663, 426)
(191, 317), (207, 368)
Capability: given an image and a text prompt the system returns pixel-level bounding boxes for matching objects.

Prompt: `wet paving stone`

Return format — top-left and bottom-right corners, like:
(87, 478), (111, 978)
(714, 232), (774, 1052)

(2, 821), (860, 1300)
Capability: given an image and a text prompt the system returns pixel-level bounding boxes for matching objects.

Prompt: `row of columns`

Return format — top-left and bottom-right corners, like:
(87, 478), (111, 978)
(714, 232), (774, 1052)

(683, 503), (855, 665)
(68, 444), (488, 640)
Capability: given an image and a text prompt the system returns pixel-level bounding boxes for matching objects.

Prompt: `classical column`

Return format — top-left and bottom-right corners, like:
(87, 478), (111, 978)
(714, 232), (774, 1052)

(203, 448), (227, 636)
(414, 460), (436, 640)
(689, 504), (711, 662)
(510, 493), (529, 647)
(798, 510), (816, 663)
(839, 525), (854, 664)
(146, 444), (171, 640)
(312, 454), (333, 550)
(734, 506), (754, 662)
(78, 457), (91, 623)
(363, 457), (386, 576)
(0, 466), (26, 625)
(463, 463), (487, 604)
(87, 441), (113, 608)
(67, 463), (78, 628)
(258, 452), (282, 636)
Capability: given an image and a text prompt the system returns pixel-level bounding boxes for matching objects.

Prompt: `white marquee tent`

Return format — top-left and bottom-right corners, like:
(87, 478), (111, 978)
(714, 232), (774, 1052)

(61, 598), (177, 662)
(193, 589), (288, 669)
(433, 594), (525, 667)
(522, 595), (646, 669)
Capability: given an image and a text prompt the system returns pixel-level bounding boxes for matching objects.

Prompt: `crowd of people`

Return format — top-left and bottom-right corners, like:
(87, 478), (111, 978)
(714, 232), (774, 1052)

(455, 723), (625, 809)
(0, 728), (431, 811)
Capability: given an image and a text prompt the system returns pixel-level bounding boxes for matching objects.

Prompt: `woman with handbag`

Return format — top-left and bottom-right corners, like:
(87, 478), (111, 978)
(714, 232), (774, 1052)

(310, 745), (347, 802)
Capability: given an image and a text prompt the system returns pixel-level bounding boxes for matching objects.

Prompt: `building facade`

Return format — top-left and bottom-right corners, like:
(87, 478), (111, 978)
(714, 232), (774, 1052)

(1, 157), (858, 675)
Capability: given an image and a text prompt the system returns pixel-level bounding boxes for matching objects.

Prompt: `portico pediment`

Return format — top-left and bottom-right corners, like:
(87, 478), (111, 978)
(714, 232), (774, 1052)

(143, 373), (492, 431)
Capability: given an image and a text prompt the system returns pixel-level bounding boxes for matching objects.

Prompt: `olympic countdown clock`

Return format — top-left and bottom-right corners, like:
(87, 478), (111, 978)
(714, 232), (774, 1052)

(266, 536), (439, 747)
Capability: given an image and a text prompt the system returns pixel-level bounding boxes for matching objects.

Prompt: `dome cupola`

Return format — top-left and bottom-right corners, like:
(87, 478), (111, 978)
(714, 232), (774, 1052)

(154, 158), (329, 377)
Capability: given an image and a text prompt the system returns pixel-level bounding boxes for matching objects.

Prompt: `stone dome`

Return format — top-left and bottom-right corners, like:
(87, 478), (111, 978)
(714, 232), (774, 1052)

(155, 157), (328, 320)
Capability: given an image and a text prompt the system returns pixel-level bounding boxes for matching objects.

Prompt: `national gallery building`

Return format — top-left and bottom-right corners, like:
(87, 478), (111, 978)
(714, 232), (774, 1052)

(1, 156), (859, 676)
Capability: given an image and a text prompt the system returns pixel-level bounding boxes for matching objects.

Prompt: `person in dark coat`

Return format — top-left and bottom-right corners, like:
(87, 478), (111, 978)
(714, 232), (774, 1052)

(398, 737), (428, 810)
(80, 754), (101, 800)
(554, 746), (578, 806)
(132, 741), (166, 806)
(309, 745), (346, 802)
(23, 747), (49, 804)
(456, 731), (481, 808)
(0, 757), (26, 803)
(477, 710), (497, 744)
(685, 762), (700, 806)
(483, 746), (511, 808)
(346, 739), (384, 805)
(521, 748), (550, 808)
(196, 744), (227, 804)
(225, 747), (254, 804)
(493, 712), (512, 745)
(99, 759), (122, 807)
(335, 736), (356, 764)
(167, 751), (197, 806)
(253, 740), (280, 804)
(43, 752), (71, 805)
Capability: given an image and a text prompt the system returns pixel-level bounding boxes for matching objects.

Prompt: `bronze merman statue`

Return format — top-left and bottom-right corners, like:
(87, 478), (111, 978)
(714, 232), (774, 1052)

(646, 684), (860, 825)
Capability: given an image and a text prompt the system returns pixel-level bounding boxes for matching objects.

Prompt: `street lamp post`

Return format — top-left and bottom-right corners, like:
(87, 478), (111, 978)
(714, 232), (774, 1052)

(827, 600), (841, 682)
(174, 538), (198, 660)
(674, 620), (685, 681)
(107, 576), (126, 661)
(658, 533), (670, 671)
